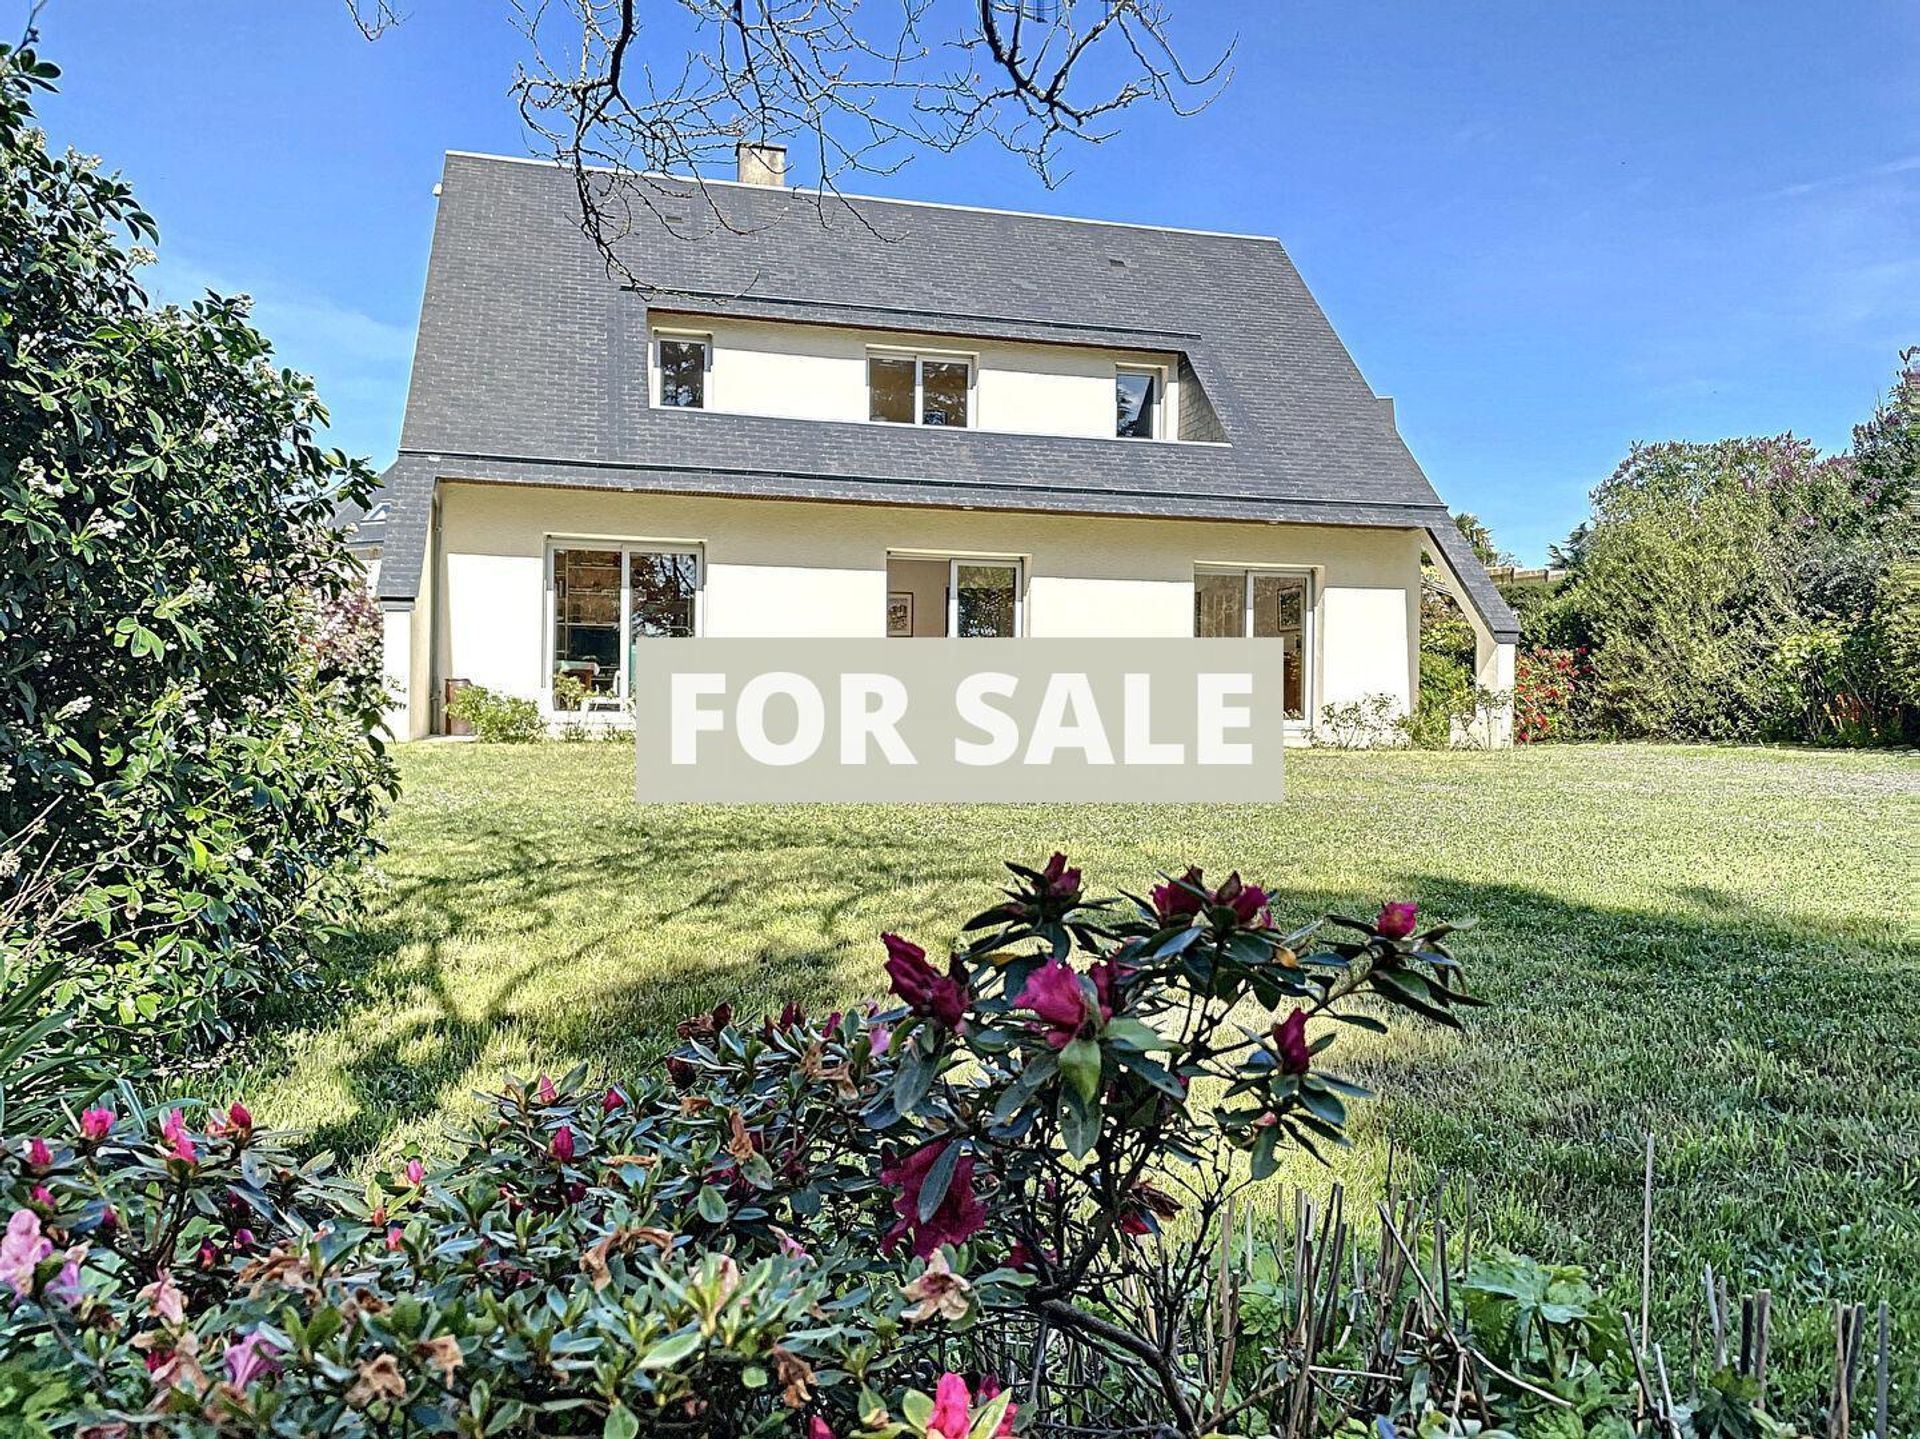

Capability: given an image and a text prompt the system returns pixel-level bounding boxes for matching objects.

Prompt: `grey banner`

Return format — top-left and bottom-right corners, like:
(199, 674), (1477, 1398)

(632, 639), (1287, 803)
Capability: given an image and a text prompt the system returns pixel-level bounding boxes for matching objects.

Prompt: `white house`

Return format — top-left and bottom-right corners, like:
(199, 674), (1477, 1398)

(352, 145), (1516, 742)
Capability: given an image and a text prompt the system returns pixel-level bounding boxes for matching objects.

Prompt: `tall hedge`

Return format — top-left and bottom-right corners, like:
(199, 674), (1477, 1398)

(0, 45), (396, 1042)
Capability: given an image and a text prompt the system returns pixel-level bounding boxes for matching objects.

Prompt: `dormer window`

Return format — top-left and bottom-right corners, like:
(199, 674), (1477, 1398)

(869, 351), (972, 427)
(656, 333), (710, 409)
(1115, 363), (1163, 439)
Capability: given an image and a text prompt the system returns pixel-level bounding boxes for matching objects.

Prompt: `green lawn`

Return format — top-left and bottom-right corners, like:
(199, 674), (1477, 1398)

(229, 741), (1918, 1409)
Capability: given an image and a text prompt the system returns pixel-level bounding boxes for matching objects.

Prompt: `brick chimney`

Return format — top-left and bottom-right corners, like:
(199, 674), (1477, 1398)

(735, 142), (788, 188)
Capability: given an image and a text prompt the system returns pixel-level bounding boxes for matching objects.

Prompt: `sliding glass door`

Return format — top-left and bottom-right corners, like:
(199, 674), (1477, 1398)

(551, 544), (699, 702)
(1194, 567), (1310, 719)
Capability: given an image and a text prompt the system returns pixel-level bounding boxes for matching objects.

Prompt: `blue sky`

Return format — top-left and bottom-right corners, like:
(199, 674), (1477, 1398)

(31, 1), (1920, 562)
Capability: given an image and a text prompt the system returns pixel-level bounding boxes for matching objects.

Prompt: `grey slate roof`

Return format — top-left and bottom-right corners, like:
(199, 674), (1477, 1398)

(377, 151), (1517, 641)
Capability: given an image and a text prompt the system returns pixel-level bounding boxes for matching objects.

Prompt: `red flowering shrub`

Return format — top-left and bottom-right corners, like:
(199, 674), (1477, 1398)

(0, 860), (1473, 1437)
(1514, 646), (1587, 743)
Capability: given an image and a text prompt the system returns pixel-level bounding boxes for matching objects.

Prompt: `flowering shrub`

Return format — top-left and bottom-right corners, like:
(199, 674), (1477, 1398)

(0, 857), (1476, 1436)
(1514, 646), (1586, 744)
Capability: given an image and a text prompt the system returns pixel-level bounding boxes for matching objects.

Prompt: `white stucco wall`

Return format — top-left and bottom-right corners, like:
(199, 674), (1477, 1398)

(652, 313), (1185, 442)
(422, 481), (1423, 739)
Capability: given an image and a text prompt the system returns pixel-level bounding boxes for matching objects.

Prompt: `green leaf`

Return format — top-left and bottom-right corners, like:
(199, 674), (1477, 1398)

(1059, 1090), (1101, 1158)
(694, 1185), (728, 1224)
(916, 1140), (963, 1223)
(603, 1405), (640, 1439)
(637, 1330), (704, 1371)
(1058, 1036), (1102, 1105)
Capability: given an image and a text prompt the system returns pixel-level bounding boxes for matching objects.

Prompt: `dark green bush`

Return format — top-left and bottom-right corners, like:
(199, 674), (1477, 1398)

(0, 44), (396, 1042)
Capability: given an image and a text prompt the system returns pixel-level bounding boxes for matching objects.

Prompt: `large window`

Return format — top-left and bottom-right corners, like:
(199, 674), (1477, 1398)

(1194, 568), (1309, 719)
(551, 544), (700, 701)
(1115, 364), (1163, 439)
(869, 352), (972, 427)
(657, 335), (709, 409)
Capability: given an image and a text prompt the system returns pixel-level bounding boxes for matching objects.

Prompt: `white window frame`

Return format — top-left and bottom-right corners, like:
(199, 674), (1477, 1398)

(545, 538), (705, 707)
(1115, 362), (1167, 441)
(1194, 564), (1315, 723)
(652, 329), (713, 410)
(946, 556), (1023, 637)
(867, 347), (977, 429)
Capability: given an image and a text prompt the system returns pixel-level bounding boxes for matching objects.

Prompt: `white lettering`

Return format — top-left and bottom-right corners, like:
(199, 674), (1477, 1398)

(839, 673), (916, 765)
(1122, 672), (1185, 765)
(954, 672), (1021, 766)
(736, 672), (827, 766)
(669, 673), (728, 765)
(1196, 672), (1255, 765)
(1024, 672), (1115, 765)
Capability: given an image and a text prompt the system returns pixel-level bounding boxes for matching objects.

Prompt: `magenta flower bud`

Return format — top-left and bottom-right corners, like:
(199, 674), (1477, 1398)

(882, 933), (969, 1029)
(26, 1139), (51, 1169)
(536, 1073), (558, 1105)
(1272, 1008), (1311, 1075)
(602, 1086), (624, 1114)
(551, 1125), (575, 1162)
(404, 1159), (425, 1186)
(1150, 866), (1207, 920)
(227, 1102), (253, 1133)
(79, 1108), (114, 1143)
(1376, 901), (1419, 940)
(385, 1224), (403, 1252)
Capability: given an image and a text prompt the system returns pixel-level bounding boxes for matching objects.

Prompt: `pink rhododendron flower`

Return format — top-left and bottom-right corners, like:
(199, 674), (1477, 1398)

(807, 1419), (835, 1439)
(26, 1138), (51, 1169)
(774, 1228), (810, 1260)
(139, 1273), (185, 1326)
(1376, 901), (1419, 940)
(883, 933), (969, 1029)
(602, 1086), (625, 1114)
(1211, 872), (1271, 926)
(1039, 851), (1081, 900)
(223, 1329), (280, 1388)
(79, 1108), (113, 1142)
(46, 1251), (81, 1308)
(927, 1373), (972, 1439)
(551, 1126), (576, 1162)
(1089, 958), (1128, 1017)
(159, 1110), (196, 1167)
(225, 1102), (253, 1134)
(1014, 959), (1101, 1048)
(1150, 865), (1207, 920)
(0, 1209), (52, 1296)
(536, 1073), (558, 1104)
(233, 1228), (255, 1249)
(404, 1159), (425, 1186)
(1272, 1008), (1311, 1075)
(198, 1240), (219, 1270)
(976, 1377), (1019, 1437)
(881, 1140), (987, 1258)
(29, 1186), (52, 1209)
(386, 1225), (404, 1252)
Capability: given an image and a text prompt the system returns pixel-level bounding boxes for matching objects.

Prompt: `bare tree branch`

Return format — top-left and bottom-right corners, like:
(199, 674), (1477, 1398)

(500, 0), (1231, 288)
(343, 0), (405, 41)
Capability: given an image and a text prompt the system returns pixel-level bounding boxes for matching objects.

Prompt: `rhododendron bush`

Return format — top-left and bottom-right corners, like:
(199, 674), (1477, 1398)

(0, 858), (1477, 1437)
